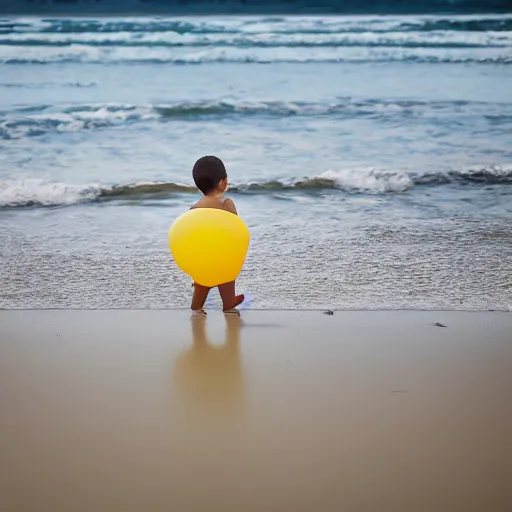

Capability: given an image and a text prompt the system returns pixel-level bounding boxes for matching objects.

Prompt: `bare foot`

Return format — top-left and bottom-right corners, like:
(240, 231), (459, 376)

(222, 294), (245, 312)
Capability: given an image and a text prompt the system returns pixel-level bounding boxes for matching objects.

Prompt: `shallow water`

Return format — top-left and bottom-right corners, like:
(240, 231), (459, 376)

(1, 15), (511, 310)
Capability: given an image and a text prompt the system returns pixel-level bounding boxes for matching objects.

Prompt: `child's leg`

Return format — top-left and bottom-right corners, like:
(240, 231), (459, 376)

(191, 283), (210, 311)
(218, 281), (245, 312)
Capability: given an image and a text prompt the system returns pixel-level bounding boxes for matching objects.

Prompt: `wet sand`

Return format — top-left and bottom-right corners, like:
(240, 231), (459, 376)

(1, 310), (511, 512)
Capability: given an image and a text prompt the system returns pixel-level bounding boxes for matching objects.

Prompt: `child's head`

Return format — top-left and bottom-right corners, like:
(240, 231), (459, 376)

(192, 156), (228, 196)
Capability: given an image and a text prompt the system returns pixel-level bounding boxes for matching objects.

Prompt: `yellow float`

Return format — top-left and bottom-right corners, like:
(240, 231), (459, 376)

(169, 208), (250, 287)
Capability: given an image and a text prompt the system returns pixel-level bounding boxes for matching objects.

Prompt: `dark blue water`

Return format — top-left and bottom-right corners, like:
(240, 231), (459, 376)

(1, 15), (511, 310)
(1, 0), (511, 15)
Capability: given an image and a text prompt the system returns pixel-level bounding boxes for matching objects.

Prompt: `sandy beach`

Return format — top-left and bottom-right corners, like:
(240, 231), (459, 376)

(0, 310), (510, 511)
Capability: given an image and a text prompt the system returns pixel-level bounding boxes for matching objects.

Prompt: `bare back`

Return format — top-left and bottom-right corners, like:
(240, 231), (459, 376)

(190, 195), (238, 215)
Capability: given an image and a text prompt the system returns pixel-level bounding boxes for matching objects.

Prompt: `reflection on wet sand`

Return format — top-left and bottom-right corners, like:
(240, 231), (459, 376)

(173, 314), (245, 434)
(171, 313), (248, 502)
(1, 310), (508, 512)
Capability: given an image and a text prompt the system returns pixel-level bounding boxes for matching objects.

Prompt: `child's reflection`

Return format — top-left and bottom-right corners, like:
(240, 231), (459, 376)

(174, 314), (245, 427)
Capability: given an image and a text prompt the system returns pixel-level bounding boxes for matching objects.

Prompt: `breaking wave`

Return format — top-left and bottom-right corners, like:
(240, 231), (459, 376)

(0, 103), (155, 139)
(2, 16), (512, 36)
(1, 15), (511, 65)
(2, 45), (510, 65)
(2, 166), (510, 208)
(1, 31), (510, 49)
(2, 99), (511, 140)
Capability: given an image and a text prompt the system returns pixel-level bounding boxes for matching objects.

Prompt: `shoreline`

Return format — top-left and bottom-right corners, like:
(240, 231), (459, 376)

(1, 307), (510, 312)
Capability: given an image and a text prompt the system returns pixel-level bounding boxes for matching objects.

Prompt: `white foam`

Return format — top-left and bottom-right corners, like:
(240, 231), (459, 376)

(0, 104), (157, 139)
(0, 179), (100, 208)
(1, 29), (508, 49)
(319, 168), (413, 194)
(1, 43), (510, 65)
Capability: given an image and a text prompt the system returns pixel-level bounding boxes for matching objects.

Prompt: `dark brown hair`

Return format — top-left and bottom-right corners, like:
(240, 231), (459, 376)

(192, 156), (227, 195)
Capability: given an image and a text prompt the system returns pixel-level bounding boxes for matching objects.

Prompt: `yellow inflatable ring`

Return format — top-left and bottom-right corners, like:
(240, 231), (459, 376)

(169, 208), (250, 288)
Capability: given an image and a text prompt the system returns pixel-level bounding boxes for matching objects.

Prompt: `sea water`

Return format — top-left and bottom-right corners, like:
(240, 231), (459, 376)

(1, 14), (511, 309)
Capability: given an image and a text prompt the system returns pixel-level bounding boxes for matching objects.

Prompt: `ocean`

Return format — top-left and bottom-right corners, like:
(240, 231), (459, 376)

(0, 13), (511, 310)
